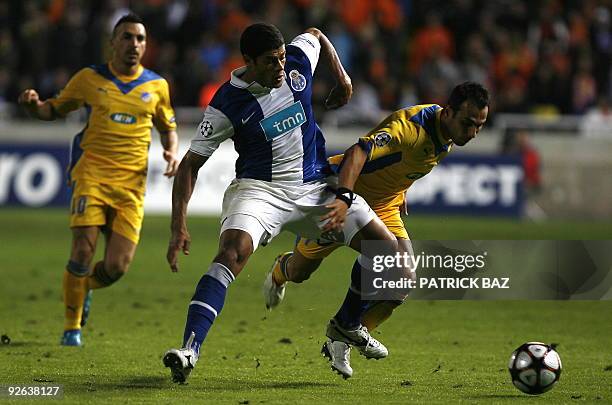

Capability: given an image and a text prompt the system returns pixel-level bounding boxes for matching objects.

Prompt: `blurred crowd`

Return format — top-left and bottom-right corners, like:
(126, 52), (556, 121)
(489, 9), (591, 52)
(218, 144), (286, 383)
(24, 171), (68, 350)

(1, 0), (611, 125)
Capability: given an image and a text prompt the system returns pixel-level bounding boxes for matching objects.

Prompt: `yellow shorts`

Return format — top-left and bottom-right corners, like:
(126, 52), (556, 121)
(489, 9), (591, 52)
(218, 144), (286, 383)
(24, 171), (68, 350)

(69, 180), (144, 244)
(296, 205), (408, 259)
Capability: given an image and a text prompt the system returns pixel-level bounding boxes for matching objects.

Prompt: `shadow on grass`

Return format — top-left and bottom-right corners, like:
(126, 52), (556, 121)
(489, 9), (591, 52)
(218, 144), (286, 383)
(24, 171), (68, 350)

(199, 380), (339, 391)
(115, 376), (170, 390)
(0, 341), (39, 348)
(465, 394), (532, 399)
(67, 376), (170, 394)
(67, 376), (337, 394)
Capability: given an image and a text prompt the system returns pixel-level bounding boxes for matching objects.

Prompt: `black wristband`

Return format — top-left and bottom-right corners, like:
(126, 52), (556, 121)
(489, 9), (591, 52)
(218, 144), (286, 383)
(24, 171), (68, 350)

(335, 187), (354, 208)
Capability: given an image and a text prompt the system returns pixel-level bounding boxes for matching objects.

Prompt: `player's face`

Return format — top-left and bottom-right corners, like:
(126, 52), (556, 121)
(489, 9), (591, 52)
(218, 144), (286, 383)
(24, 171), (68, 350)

(445, 101), (488, 146)
(111, 23), (147, 67)
(250, 46), (286, 88)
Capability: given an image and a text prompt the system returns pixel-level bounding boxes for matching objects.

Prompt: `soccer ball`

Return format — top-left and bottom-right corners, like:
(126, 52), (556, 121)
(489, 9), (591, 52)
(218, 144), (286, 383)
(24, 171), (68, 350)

(508, 342), (562, 395)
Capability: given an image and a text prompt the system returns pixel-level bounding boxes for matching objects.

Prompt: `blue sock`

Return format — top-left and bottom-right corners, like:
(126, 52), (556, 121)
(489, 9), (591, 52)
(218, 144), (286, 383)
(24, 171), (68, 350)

(333, 257), (371, 330)
(182, 262), (235, 354)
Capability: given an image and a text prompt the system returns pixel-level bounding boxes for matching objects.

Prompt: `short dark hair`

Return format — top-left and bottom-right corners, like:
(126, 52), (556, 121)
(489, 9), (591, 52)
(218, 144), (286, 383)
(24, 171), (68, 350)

(112, 13), (145, 37)
(447, 82), (489, 111)
(240, 23), (285, 59)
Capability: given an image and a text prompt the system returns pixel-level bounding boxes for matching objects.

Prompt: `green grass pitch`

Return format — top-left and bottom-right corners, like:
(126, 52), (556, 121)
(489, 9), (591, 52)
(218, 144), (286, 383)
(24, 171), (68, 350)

(0, 209), (610, 404)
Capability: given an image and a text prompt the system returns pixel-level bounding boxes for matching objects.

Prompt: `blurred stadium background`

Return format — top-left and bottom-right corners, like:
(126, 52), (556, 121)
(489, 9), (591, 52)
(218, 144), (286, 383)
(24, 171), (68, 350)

(1, 2), (611, 402)
(1, 0), (611, 221)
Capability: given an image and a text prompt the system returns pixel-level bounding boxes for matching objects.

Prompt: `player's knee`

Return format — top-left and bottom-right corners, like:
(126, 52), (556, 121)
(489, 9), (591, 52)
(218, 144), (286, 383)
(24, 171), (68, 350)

(91, 261), (125, 287)
(216, 241), (252, 269)
(216, 248), (249, 267)
(104, 256), (131, 277)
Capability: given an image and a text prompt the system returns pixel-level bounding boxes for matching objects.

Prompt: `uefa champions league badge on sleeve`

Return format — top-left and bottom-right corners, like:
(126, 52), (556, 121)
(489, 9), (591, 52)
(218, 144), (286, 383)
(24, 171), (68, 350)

(199, 120), (213, 138)
(289, 70), (306, 92)
(374, 132), (391, 147)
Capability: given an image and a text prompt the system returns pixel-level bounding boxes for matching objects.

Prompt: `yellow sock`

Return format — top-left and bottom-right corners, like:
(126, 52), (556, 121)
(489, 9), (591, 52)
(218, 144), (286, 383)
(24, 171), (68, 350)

(87, 275), (105, 290)
(63, 271), (87, 331)
(271, 253), (291, 285)
(272, 262), (287, 285)
(361, 301), (400, 331)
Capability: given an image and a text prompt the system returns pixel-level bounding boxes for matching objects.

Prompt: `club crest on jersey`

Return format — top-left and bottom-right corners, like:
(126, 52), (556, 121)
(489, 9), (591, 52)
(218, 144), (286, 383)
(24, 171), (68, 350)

(259, 101), (307, 141)
(140, 92), (152, 102)
(289, 70), (307, 92)
(374, 132), (391, 147)
(199, 120), (213, 138)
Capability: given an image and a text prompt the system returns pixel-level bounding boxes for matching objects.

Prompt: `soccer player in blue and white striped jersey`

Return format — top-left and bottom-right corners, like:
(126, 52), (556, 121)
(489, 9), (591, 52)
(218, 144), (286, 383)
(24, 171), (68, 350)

(162, 23), (396, 383)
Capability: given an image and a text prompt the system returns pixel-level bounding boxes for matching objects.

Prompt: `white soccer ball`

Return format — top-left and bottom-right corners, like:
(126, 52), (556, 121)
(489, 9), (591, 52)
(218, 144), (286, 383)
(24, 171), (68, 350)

(508, 342), (562, 395)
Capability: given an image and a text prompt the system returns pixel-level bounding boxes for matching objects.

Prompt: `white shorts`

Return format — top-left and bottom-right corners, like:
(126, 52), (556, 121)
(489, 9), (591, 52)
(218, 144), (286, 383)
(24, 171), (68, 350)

(219, 178), (376, 251)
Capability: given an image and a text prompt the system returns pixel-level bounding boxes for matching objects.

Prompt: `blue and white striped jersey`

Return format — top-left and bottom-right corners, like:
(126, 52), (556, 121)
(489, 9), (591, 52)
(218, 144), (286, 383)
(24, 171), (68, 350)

(190, 33), (328, 185)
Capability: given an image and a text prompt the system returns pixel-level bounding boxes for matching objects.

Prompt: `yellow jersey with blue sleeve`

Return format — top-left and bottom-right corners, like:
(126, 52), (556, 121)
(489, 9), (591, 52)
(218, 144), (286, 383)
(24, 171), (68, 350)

(330, 104), (452, 213)
(48, 63), (177, 193)
(297, 104), (452, 256)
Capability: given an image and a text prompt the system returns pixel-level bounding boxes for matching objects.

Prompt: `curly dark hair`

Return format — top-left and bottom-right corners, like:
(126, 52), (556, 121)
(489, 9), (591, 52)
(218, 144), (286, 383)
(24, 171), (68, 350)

(240, 23), (285, 59)
(447, 82), (489, 111)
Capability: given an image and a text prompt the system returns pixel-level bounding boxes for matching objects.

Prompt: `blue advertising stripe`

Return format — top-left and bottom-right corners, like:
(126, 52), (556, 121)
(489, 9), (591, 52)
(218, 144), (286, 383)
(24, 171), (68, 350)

(0, 143), (71, 207)
(407, 154), (524, 217)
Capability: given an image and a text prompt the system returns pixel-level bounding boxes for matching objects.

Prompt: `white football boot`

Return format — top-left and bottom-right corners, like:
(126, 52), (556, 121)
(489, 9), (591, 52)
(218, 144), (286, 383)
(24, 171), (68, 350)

(163, 332), (199, 383)
(326, 318), (388, 359)
(322, 339), (353, 379)
(263, 252), (292, 309)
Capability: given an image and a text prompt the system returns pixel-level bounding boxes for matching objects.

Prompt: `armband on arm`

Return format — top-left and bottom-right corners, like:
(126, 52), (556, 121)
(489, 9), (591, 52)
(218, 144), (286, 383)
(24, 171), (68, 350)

(335, 187), (354, 208)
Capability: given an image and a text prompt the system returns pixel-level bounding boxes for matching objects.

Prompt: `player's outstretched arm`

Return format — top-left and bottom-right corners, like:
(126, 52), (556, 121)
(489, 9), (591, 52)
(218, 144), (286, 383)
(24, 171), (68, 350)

(167, 151), (208, 272)
(159, 129), (179, 177)
(304, 27), (352, 109)
(337, 143), (368, 191)
(17, 89), (57, 121)
(322, 144), (368, 231)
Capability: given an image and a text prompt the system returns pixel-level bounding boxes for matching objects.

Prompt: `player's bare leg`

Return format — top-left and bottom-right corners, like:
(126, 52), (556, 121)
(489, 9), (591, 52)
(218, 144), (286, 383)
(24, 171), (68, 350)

(77, 228), (137, 337)
(88, 207), (138, 290)
(62, 226), (99, 346)
(212, 229), (254, 277)
(87, 231), (137, 290)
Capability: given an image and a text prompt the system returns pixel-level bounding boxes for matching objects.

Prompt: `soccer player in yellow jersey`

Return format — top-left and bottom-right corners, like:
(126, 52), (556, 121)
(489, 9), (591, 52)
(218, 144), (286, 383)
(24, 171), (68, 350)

(18, 14), (179, 346)
(264, 82), (489, 377)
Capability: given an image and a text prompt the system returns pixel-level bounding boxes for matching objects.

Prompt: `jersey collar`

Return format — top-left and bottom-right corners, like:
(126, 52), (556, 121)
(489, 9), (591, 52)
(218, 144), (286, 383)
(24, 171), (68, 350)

(108, 63), (144, 82)
(230, 66), (272, 95)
